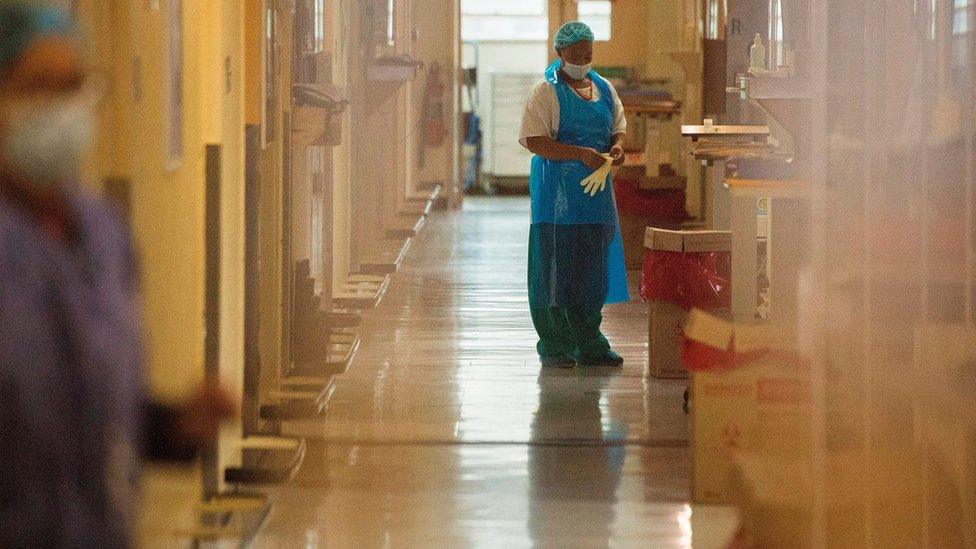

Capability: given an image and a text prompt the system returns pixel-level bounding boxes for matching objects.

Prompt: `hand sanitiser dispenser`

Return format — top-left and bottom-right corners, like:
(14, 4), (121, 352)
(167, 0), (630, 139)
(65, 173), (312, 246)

(749, 34), (767, 73)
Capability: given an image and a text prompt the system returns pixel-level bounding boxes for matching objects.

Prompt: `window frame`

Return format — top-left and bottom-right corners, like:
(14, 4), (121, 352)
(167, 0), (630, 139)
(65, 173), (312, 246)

(576, 0), (612, 42)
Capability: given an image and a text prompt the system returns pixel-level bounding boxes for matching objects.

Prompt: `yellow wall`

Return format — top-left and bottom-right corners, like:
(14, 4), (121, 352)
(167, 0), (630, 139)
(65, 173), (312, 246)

(347, 2), (400, 271)
(411, 0), (460, 198)
(79, 0), (207, 401)
(547, 0), (649, 69)
(597, 0), (649, 68)
(206, 0), (248, 487)
(245, 0), (288, 378)
(74, 0), (124, 187)
(332, 0), (460, 285)
(84, 0), (249, 497)
(331, 0), (353, 290)
(122, 2), (207, 401)
(242, 0), (279, 378)
(77, 0), (249, 538)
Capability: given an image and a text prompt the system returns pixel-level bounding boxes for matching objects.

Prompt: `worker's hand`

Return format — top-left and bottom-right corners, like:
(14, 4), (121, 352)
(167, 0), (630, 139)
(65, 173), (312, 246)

(610, 144), (626, 166)
(577, 147), (609, 171)
(176, 381), (238, 448)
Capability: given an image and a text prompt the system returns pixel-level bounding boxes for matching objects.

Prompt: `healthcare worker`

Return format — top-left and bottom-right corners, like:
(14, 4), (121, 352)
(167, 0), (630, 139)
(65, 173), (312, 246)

(0, 5), (234, 547)
(519, 21), (629, 368)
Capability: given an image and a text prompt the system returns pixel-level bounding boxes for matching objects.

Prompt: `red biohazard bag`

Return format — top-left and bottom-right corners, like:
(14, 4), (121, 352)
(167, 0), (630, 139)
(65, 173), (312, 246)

(639, 248), (731, 311)
(678, 309), (807, 372)
(613, 178), (688, 219)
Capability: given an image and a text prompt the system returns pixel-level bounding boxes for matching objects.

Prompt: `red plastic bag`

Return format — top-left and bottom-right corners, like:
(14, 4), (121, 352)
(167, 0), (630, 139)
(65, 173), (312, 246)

(639, 249), (731, 311)
(613, 178), (688, 219)
(679, 335), (775, 372)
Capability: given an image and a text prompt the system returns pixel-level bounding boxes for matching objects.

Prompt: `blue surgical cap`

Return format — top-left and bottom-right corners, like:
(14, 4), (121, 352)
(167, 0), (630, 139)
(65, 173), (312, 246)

(0, 3), (72, 76)
(554, 21), (594, 50)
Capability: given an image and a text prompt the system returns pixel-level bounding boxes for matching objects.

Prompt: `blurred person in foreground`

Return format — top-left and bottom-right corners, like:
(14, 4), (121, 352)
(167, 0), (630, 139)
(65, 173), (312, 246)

(0, 4), (235, 547)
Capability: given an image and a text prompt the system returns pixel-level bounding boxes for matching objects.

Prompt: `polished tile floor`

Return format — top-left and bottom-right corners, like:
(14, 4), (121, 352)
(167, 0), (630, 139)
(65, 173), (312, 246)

(255, 197), (738, 548)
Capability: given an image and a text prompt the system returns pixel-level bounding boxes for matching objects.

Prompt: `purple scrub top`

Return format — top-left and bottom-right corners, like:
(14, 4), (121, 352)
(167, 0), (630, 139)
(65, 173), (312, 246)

(0, 186), (145, 548)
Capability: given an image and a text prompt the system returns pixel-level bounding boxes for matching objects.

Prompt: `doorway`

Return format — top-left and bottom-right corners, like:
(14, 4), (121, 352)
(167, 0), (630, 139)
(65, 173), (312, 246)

(461, 0), (548, 195)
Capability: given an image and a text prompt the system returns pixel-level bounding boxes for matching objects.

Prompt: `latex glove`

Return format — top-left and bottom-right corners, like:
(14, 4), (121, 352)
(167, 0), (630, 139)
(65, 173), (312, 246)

(580, 154), (613, 197)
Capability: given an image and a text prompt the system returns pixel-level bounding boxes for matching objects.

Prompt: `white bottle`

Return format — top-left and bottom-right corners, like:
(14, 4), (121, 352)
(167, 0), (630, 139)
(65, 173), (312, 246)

(749, 33), (767, 73)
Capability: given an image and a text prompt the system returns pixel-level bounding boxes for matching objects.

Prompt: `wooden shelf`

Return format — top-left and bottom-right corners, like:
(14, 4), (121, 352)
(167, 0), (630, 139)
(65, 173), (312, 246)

(279, 375), (332, 389)
(324, 331), (360, 373)
(367, 57), (423, 83)
(195, 493), (268, 514)
(333, 273), (391, 309)
(290, 330), (361, 377)
(406, 182), (443, 208)
(682, 124), (770, 140)
(621, 101), (681, 118)
(387, 213), (426, 239)
(359, 237), (412, 275)
(690, 142), (782, 161)
(325, 310), (361, 329)
(400, 198), (434, 217)
(726, 178), (810, 199)
(260, 377), (335, 421)
(224, 437), (307, 485)
(176, 525), (246, 542)
(296, 331), (359, 375)
(180, 492), (271, 545)
(237, 436), (303, 451)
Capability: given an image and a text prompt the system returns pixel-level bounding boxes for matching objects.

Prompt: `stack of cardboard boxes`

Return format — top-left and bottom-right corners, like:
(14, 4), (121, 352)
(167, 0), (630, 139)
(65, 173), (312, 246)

(643, 228), (732, 379)
(682, 311), (810, 503)
(641, 228), (812, 508)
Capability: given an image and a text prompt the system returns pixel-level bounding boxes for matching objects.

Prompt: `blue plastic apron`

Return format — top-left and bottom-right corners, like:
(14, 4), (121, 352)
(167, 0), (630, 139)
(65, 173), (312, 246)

(528, 60), (629, 309)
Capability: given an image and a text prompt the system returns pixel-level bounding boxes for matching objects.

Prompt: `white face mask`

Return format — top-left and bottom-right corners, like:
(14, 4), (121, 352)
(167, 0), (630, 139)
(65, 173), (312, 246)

(561, 60), (592, 80)
(2, 98), (93, 186)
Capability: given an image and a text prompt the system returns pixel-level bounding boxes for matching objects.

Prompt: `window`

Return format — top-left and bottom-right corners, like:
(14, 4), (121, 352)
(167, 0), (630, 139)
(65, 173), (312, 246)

(298, 0), (325, 55)
(706, 0), (727, 40)
(577, 0), (612, 41)
(387, 0), (395, 46)
(951, 0), (973, 83)
(463, 0), (546, 15)
(769, 0), (784, 70)
(461, 0), (547, 41)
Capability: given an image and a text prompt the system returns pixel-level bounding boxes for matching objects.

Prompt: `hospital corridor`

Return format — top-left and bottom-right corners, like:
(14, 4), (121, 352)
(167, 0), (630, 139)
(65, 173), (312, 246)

(249, 196), (717, 546)
(0, 0), (974, 548)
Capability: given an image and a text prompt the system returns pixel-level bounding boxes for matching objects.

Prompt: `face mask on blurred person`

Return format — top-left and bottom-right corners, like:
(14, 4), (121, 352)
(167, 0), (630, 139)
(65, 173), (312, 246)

(561, 60), (592, 81)
(1, 98), (93, 186)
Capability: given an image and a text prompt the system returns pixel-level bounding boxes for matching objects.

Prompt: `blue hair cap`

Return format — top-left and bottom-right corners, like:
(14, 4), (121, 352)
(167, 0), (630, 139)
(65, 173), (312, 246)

(0, 3), (73, 76)
(554, 21), (594, 50)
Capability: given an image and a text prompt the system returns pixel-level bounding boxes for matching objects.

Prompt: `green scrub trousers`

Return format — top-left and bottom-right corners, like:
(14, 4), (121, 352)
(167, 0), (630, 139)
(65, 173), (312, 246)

(530, 306), (611, 360)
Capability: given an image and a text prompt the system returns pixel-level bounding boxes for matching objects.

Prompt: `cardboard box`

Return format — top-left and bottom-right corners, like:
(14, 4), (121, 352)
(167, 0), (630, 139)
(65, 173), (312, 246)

(691, 360), (811, 503)
(619, 213), (653, 270)
(644, 228), (732, 379)
(644, 227), (732, 253)
(648, 301), (730, 379)
(685, 313), (809, 504)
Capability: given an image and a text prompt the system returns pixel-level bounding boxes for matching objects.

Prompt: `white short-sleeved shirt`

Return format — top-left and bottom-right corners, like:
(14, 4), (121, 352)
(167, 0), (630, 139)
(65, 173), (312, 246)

(518, 76), (627, 148)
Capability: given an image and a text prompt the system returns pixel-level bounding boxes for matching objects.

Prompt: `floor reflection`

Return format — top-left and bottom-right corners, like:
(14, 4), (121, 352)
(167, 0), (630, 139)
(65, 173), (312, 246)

(528, 368), (628, 547)
(251, 198), (731, 546)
